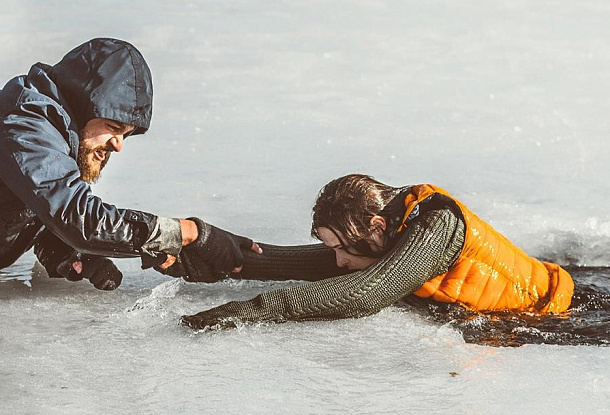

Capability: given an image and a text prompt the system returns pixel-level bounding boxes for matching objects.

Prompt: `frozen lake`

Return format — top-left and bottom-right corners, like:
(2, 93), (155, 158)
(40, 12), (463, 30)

(1, 0), (609, 413)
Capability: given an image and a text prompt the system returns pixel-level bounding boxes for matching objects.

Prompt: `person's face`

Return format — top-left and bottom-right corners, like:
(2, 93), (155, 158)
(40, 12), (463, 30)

(317, 226), (382, 271)
(78, 118), (135, 183)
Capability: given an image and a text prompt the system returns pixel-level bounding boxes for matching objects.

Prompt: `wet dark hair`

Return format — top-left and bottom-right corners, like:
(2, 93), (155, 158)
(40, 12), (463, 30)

(311, 174), (400, 247)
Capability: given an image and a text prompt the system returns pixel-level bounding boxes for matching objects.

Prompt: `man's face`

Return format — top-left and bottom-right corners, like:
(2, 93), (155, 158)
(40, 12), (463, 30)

(78, 118), (135, 183)
(317, 226), (380, 271)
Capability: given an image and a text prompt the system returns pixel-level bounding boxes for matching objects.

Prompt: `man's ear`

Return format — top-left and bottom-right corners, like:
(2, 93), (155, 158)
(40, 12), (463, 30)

(369, 215), (386, 232)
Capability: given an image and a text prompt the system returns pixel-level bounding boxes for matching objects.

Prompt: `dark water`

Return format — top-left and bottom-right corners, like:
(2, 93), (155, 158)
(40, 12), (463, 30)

(401, 267), (610, 347)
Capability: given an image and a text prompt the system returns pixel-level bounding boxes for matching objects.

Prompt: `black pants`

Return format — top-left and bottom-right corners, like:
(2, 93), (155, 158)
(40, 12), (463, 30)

(0, 219), (43, 269)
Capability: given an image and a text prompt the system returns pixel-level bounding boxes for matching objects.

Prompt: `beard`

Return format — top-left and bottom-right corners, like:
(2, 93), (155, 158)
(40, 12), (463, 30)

(77, 142), (111, 184)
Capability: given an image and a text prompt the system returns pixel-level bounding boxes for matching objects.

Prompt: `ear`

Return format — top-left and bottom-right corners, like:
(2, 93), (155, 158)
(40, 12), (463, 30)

(369, 215), (386, 232)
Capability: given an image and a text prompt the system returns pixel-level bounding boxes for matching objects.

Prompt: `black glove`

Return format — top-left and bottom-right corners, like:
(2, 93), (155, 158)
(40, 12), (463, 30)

(156, 218), (253, 280)
(61, 253), (123, 290)
(34, 231), (122, 290)
(34, 231), (82, 281)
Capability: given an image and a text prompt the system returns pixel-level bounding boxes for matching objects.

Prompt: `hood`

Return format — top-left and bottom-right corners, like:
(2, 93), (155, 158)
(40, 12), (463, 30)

(48, 38), (153, 135)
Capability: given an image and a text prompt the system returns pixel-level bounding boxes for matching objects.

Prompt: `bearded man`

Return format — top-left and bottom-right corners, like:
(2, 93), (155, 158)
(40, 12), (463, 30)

(0, 38), (260, 290)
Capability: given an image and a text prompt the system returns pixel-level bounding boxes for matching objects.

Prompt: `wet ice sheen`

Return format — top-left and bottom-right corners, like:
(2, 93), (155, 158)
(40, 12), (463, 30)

(1, 0), (610, 414)
(1, 272), (609, 414)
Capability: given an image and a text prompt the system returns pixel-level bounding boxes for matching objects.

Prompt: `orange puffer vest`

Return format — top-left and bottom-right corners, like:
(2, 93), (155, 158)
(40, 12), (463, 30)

(399, 185), (573, 313)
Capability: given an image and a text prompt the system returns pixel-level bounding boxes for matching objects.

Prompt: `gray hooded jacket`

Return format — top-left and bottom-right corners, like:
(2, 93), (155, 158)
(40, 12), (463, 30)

(0, 38), (181, 268)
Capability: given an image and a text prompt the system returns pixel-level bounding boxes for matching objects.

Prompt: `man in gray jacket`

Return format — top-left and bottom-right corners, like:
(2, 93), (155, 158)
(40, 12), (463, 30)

(0, 38), (259, 290)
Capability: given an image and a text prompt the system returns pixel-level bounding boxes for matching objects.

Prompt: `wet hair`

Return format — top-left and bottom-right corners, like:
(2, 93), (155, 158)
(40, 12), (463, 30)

(311, 174), (400, 246)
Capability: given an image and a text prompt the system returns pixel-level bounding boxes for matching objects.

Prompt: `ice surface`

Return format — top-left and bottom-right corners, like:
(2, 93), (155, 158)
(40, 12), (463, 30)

(1, 0), (609, 414)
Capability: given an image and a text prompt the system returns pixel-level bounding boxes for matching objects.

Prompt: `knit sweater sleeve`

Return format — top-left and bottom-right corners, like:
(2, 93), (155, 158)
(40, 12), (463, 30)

(181, 207), (465, 329)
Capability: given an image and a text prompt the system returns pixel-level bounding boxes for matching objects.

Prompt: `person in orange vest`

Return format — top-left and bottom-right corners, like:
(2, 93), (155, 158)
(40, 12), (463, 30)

(181, 174), (574, 330)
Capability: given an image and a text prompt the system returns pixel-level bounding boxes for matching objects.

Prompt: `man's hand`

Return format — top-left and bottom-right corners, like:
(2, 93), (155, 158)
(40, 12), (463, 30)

(34, 231), (123, 290)
(157, 218), (262, 278)
(65, 254), (123, 290)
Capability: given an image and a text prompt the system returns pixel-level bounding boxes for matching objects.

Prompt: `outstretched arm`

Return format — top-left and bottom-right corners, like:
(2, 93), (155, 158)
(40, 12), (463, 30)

(181, 208), (465, 329)
(159, 239), (348, 283)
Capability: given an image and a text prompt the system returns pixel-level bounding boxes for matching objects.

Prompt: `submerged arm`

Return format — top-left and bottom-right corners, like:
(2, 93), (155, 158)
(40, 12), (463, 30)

(181, 208), (465, 329)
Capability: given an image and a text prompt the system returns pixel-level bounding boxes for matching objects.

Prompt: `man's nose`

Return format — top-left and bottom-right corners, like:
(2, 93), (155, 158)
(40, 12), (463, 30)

(108, 135), (124, 152)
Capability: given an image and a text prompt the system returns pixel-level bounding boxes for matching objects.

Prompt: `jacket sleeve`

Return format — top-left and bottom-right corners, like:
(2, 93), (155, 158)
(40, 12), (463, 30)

(181, 207), (466, 329)
(0, 100), (176, 257)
